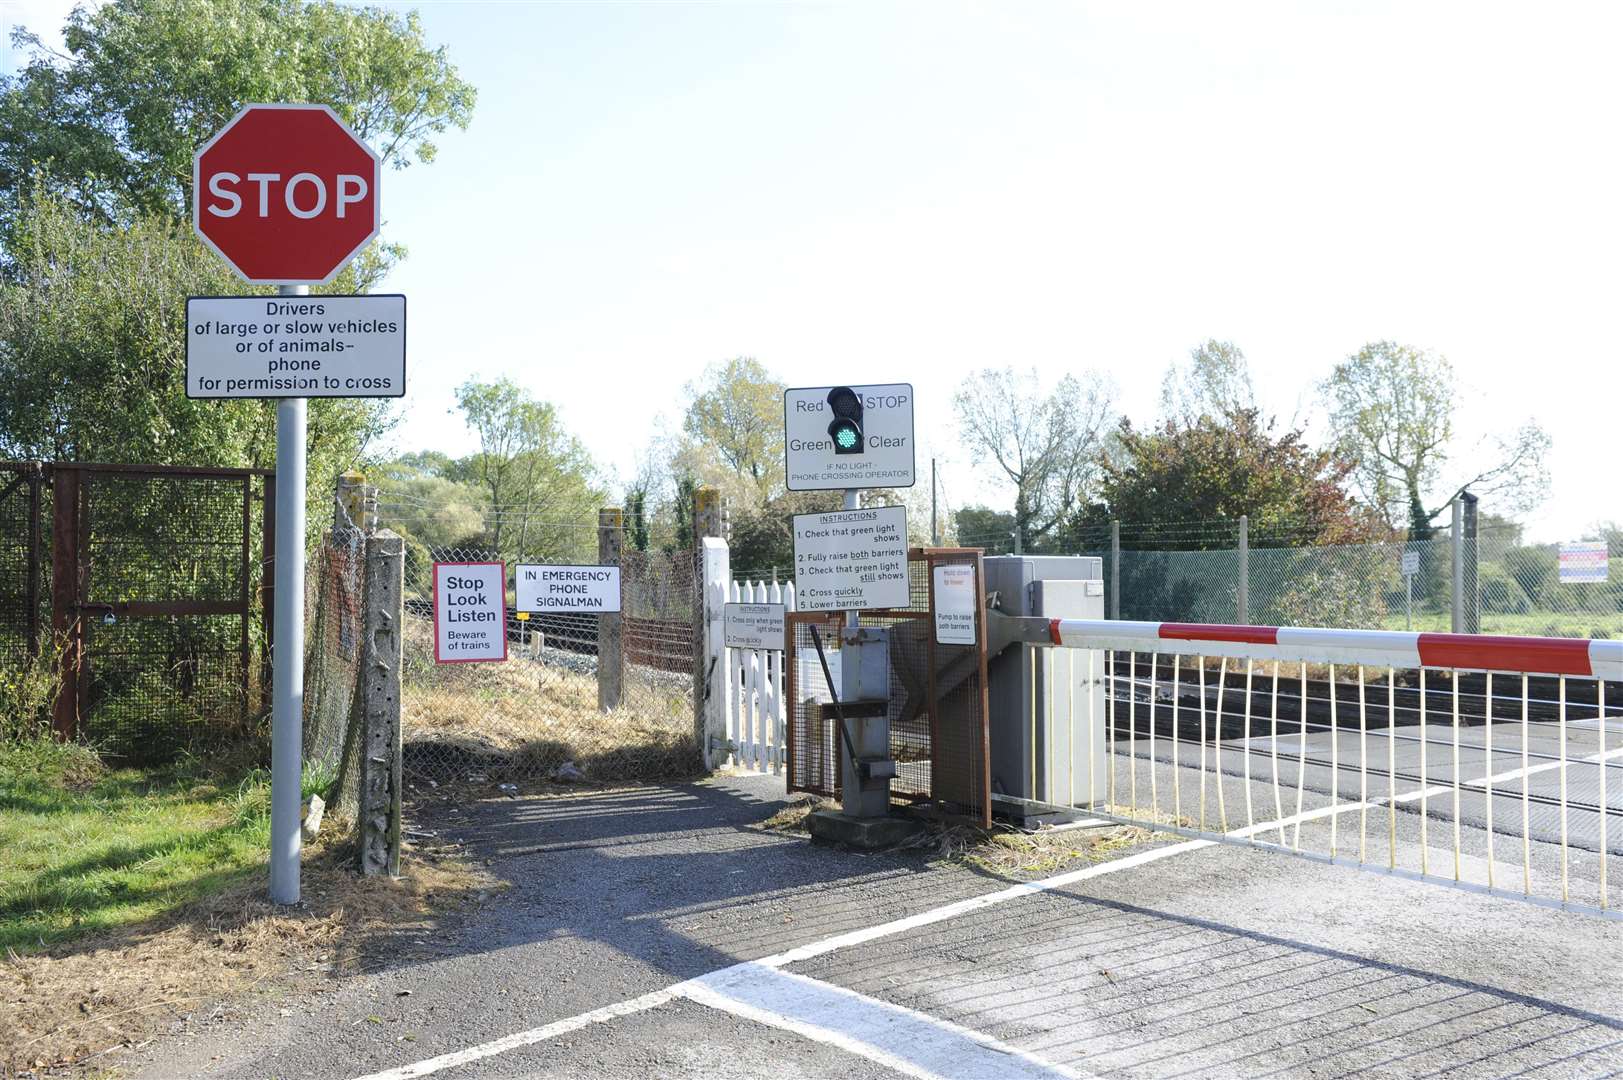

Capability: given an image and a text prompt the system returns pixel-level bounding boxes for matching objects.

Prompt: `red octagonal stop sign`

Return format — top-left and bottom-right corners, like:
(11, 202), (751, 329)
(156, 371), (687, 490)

(193, 104), (380, 285)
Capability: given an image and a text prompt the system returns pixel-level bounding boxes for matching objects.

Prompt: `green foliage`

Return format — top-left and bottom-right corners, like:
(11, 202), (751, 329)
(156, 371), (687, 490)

(1068, 407), (1366, 551)
(1479, 562), (1531, 614)
(728, 490), (842, 576)
(454, 376), (605, 562)
(953, 505), (1016, 552)
(0, 644), (59, 744)
(0, 191), (389, 522)
(1270, 565), (1388, 630)
(1322, 340), (1549, 537)
(0, 0), (475, 244)
(0, 191), (389, 490)
(953, 367), (1114, 552)
(372, 461), (488, 551)
(678, 357), (786, 508)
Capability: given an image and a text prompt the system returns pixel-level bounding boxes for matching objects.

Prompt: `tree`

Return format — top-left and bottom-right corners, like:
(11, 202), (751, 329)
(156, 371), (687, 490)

(680, 357), (784, 507)
(0, 0), (475, 259)
(952, 367), (1114, 552)
(953, 506), (1016, 553)
(455, 378), (604, 561)
(0, 190), (386, 503)
(1322, 341), (1550, 540)
(1159, 339), (1255, 422)
(1065, 407), (1365, 550)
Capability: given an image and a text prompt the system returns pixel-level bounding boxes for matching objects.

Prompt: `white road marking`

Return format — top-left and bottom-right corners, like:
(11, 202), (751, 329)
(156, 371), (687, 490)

(761, 837), (1214, 967)
(359, 742), (1620, 1080)
(350, 987), (683, 1080)
(683, 963), (1086, 1080)
(353, 833), (1218, 1079)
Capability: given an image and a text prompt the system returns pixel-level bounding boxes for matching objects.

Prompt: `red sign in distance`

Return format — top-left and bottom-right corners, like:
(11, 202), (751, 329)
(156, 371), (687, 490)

(193, 104), (380, 285)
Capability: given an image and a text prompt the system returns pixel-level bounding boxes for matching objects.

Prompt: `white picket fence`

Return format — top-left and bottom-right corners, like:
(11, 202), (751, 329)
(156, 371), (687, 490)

(726, 579), (795, 772)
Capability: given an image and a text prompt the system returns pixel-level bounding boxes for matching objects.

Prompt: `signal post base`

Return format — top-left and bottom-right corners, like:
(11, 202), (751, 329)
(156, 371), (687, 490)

(805, 809), (924, 851)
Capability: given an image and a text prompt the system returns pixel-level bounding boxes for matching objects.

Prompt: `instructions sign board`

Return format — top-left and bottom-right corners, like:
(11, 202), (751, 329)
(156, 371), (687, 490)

(724, 603), (787, 650)
(932, 564), (978, 646)
(433, 562), (507, 663)
(186, 294), (405, 398)
(1559, 541), (1608, 583)
(792, 505), (909, 612)
(784, 383), (915, 491)
(514, 565), (621, 612)
(1401, 550), (1420, 578)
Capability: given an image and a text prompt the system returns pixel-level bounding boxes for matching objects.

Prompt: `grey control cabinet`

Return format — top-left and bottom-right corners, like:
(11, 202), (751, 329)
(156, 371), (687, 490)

(984, 556), (1106, 811)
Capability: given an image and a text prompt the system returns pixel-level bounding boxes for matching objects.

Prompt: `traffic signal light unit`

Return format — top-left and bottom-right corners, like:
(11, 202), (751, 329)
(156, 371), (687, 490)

(826, 386), (864, 455)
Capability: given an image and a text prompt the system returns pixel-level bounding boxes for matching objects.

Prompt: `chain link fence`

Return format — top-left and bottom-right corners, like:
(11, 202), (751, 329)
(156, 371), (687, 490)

(301, 498), (704, 793)
(1080, 518), (1623, 637)
(385, 527), (701, 786)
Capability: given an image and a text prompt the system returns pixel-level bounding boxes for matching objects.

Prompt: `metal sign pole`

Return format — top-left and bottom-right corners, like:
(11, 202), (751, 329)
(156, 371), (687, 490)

(269, 282), (308, 904)
(843, 487), (859, 630)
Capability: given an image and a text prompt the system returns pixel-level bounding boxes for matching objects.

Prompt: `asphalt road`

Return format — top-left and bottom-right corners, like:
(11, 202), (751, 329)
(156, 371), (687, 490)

(127, 766), (1623, 1080)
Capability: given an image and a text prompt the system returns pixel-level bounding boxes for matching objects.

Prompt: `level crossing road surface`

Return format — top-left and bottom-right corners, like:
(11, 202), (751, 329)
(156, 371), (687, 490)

(131, 769), (1623, 1080)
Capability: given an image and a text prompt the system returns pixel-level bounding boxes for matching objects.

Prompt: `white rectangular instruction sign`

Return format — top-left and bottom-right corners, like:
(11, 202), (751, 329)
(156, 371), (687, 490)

(186, 294), (405, 398)
(514, 565), (621, 612)
(433, 562), (507, 663)
(932, 564), (978, 646)
(724, 603), (786, 650)
(792, 505), (910, 612)
(783, 383), (915, 491)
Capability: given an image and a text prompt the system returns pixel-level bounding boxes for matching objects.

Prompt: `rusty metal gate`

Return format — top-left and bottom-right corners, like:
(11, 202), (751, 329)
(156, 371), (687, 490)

(785, 548), (992, 826)
(1, 462), (273, 759)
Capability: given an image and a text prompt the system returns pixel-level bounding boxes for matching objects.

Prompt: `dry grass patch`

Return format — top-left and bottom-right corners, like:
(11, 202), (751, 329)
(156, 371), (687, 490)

(755, 793), (1177, 881)
(0, 834), (500, 1076)
(399, 619), (699, 782)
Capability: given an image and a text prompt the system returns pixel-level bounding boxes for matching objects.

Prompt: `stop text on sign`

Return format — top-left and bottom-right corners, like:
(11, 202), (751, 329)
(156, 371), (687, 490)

(202, 171), (370, 221)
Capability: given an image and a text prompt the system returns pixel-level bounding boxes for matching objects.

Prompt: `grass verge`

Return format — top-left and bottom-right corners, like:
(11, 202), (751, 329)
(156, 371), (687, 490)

(0, 735), (501, 1074)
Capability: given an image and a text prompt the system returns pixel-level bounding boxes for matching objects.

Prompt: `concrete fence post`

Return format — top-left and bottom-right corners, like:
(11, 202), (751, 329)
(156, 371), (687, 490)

(598, 507), (625, 712)
(357, 528), (404, 878)
(1237, 514), (1249, 626)
(692, 487), (728, 767)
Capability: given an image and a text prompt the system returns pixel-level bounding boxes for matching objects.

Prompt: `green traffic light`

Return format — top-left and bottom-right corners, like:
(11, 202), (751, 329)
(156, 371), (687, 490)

(833, 423), (859, 450)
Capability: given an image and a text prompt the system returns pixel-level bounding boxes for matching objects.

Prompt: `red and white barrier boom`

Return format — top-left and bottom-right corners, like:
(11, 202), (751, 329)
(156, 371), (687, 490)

(1042, 619), (1623, 680)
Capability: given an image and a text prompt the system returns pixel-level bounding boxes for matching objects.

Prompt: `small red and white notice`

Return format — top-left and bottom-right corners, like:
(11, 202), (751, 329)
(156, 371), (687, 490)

(434, 562), (507, 663)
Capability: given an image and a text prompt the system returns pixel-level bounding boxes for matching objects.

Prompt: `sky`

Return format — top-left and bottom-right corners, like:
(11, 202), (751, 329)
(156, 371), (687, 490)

(4, 0), (1620, 542)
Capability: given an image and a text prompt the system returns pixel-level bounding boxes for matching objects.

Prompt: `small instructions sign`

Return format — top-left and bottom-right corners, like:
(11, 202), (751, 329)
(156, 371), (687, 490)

(514, 565), (621, 612)
(1401, 550), (1420, 577)
(933, 564), (978, 645)
(724, 603), (787, 650)
(792, 505), (910, 612)
(186, 294), (405, 398)
(433, 562), (506, 663)
(1559, 541), (1608, 584)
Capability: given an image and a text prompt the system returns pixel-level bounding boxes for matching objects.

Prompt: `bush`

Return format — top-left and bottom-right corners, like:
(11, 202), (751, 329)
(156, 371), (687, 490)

(1480, 563), (1531, 614)
(0, 646), (59, 743)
